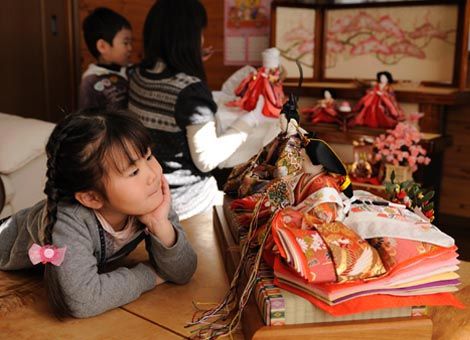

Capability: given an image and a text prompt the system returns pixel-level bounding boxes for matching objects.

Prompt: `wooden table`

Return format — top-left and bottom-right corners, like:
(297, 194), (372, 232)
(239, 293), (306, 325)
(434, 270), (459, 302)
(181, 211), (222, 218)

(0, 271), (182, 339)
(1, 210), (467, 339)
(0, 212), (242, 339)
(121, 212), (243, 338)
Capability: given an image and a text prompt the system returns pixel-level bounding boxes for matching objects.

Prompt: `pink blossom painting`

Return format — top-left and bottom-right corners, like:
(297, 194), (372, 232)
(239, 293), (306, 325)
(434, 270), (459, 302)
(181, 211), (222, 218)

(275, 7), (315, 78)
(325, 5), (457, 82)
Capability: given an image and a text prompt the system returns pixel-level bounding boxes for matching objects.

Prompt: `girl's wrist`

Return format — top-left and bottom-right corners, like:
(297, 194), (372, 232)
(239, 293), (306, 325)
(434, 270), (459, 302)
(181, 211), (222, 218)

(146, 218), (176, 247)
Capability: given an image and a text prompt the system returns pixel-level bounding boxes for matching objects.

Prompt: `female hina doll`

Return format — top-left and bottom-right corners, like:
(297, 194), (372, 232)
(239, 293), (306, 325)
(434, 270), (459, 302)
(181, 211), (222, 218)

(226, 48), (285, 118)
(302, 89), (352, 131)
(302, 89), (339, 125)
(350, 71), (404, 129)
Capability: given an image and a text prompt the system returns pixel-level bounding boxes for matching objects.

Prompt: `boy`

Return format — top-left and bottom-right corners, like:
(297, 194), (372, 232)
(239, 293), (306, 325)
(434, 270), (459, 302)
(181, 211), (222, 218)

(79, 7), (132, 111)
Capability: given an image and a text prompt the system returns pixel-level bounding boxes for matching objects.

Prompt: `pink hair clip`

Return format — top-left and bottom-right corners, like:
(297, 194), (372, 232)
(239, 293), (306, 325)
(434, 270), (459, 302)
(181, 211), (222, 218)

(28, 243), (66, 266)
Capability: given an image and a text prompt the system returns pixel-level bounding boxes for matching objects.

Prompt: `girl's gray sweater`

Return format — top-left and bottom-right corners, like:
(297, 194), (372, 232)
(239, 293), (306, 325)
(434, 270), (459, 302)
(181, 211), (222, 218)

(0, 200), (197, 318)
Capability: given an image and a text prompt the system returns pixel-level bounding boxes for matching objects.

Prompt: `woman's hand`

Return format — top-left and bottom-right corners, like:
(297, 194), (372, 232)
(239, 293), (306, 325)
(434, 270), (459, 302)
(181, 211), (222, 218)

(202, 46), (214, 61)
(138, 176), (176, 247)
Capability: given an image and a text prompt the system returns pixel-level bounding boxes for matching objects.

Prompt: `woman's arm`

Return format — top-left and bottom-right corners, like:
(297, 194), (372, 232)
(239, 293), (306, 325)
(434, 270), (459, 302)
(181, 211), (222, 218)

(175, 81), (269, 172)
(186, 119), (250, 173)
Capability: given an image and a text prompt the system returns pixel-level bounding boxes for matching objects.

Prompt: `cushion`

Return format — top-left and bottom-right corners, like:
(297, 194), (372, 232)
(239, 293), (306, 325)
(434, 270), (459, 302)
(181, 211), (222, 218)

(0, 175), (13, 205)
(0, 113), (54, 174)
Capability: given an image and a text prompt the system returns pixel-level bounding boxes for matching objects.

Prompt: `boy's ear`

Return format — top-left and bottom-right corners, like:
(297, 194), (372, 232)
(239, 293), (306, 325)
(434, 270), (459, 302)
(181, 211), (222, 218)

(96, 38), (110, 55)
(75, 190), (104, 210)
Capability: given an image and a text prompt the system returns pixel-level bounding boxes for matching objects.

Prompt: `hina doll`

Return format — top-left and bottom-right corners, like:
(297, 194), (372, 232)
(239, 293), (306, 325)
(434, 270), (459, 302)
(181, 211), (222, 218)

(226, 48), (285, 118)
(302, 89), (339, 125)
(350, 71), (404, 129)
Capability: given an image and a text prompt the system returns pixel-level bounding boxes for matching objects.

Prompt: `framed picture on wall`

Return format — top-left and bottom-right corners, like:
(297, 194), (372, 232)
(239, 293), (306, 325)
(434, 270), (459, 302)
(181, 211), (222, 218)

(272, 5), (316, 80)
(270, 0), (467, 88)
(324, 5), (458, 84)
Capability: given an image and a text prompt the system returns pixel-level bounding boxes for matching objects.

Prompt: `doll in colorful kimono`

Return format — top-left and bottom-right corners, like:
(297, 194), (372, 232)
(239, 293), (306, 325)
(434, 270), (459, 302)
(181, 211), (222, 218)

(226, 48), (285, 118)
(302, 89), (340, 125)
(349, 71), (404, 129)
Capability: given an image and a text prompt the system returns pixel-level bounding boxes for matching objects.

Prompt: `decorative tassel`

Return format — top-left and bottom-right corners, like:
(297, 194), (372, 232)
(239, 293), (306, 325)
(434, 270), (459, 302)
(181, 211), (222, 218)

(186, 195), (272, 339)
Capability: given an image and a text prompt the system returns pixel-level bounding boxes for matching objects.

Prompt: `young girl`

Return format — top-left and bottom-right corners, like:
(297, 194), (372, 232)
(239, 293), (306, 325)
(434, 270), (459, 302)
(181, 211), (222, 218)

(128, 0), (269, 220)
(0, 110), (197, 318)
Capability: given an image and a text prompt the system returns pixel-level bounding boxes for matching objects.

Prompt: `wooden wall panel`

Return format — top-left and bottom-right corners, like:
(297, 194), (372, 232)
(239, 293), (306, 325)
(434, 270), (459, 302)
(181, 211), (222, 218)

(440, 104), (470, 219)
(201, 0), (241, 90)
(0, 1), (46, 119)
(78, 0), (244, 91)
(43, 0), (76, 121)
(0, 0), (74, 121)
(440, 177), (470, 218)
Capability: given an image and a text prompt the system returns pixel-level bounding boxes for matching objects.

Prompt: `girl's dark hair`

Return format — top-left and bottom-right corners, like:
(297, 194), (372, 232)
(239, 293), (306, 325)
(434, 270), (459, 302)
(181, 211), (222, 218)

(83, 7), (131, 59)
(42, 110), (152, 318)
(142, 0), (208, 81)
(376, 71), (394, 84)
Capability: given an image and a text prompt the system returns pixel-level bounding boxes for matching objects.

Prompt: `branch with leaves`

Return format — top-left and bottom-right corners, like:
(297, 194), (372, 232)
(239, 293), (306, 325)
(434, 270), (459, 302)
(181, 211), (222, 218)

(385, 171), (435, 222)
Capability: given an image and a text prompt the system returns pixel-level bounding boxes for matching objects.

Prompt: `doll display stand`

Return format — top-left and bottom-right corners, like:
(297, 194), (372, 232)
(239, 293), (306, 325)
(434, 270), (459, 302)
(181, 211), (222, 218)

(213, 203), (433, 340)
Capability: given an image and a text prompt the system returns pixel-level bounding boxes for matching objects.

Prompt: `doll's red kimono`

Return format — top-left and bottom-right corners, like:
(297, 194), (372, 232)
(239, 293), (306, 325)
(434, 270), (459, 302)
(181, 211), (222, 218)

(302, 98), (339, 125)
(226, 67), (285, 118)
(350, 83), (404, 129)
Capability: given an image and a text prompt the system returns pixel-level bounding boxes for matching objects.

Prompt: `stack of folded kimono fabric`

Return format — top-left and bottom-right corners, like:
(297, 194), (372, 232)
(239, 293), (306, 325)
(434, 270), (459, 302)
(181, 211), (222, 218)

(242, 252), (425, 326)
(225, 187), (463, 325)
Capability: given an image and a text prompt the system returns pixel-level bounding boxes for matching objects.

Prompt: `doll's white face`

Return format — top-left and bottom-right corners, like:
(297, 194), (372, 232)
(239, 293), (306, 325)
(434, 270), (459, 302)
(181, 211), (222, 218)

(324, 90), (332, 100)
(379, 74), (388, 85)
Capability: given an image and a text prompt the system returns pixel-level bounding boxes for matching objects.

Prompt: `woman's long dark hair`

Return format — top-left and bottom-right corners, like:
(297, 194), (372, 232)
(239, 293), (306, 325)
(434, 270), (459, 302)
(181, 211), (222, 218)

(43, 110), (152, 318)
(142, 0), (208, 81)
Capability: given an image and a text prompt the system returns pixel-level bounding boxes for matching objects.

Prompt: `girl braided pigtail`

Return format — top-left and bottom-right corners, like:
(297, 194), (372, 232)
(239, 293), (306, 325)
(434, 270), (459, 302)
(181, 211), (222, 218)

(42, 127), (73, 318)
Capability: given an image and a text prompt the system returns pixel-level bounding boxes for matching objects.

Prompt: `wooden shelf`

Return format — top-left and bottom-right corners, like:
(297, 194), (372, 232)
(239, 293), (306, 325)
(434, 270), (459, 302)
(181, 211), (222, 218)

(299, 120), (452, 153)
(285, 81), (470, 105)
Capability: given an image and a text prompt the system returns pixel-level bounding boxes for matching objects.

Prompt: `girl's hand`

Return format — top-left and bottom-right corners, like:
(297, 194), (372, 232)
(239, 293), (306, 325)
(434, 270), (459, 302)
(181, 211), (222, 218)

(138, 175), (171, 225)
(138, 176), (176, 247)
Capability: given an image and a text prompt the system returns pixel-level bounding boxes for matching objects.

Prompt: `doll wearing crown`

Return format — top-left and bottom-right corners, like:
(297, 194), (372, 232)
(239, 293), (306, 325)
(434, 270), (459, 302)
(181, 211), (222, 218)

(226, 48), (285, 118)
(350, 71), (404, 129)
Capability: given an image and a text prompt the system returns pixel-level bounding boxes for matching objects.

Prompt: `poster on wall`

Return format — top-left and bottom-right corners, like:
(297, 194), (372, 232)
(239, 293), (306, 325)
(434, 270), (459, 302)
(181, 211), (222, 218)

(224, 0), (272, 65)
(325, 5), (457, 83)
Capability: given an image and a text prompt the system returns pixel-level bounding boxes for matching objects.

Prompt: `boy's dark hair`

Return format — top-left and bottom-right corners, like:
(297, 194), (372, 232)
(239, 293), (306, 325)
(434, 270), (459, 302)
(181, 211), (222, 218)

(82, 7), (131, 59)
(42, 109), (152, 318)
(142, 0), (208, 81)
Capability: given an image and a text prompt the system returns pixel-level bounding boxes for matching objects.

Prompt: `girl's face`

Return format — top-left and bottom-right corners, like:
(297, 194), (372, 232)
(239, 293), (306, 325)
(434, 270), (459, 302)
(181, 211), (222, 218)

(100, 148), (164, 219)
